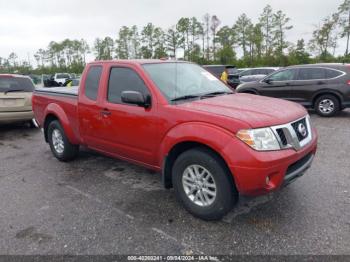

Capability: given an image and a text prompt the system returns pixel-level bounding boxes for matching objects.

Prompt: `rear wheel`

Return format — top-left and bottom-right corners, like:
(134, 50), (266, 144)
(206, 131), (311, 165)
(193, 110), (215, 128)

(315, 94), (340, 117)
(172, 148), (238, 220)
(47, 120), (79, 161)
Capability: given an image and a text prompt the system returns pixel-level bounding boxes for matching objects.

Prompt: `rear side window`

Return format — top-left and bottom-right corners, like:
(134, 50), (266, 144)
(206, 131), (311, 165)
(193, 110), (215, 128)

(325, 69), (344, 79)
(298, 68), (326, 80)
(0, 77), (35, 92)
(85, 66), (102, 101)
(108, 67), (149, 104)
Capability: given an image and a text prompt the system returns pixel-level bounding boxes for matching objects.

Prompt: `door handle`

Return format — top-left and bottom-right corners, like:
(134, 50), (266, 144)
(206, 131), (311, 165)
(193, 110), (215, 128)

(100, 109), (111, 116)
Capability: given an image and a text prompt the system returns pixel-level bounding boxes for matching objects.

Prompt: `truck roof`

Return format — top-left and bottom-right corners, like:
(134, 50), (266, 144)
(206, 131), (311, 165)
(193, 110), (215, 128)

(89, 59), (189, 66)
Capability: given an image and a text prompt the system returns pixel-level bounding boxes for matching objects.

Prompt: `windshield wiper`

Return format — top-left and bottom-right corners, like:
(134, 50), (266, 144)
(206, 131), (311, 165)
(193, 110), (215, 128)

(200, 91), (233, 98)
(171, 91), (233, 102)
(4, 89), (25, 94)
(171, 95), (201, 102)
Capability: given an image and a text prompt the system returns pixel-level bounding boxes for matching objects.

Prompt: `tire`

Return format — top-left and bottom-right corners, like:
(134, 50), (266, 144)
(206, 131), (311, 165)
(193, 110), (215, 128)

(172, 147), (238, 221)
(47, 120), (79, 162)
(315, 94), (340, 117)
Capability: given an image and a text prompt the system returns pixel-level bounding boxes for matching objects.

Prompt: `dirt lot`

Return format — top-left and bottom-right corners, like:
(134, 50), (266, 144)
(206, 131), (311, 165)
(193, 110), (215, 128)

(0, 110), (349, 255)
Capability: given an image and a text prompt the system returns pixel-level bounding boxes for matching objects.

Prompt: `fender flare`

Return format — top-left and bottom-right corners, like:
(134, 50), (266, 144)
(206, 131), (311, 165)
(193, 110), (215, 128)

(44, 103), (79, 144)
(158, 121), (236, 171)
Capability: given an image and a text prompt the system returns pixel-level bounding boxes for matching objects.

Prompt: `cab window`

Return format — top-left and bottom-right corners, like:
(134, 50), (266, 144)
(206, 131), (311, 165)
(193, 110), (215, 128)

(108, 67), (150, 104)
(85, 66), (102, 101)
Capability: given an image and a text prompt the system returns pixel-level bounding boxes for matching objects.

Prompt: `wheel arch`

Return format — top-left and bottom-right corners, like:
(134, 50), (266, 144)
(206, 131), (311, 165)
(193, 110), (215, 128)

(312, 90), (343, 108)
(162, 141), (235, 190)
(43, 103), (79, 144)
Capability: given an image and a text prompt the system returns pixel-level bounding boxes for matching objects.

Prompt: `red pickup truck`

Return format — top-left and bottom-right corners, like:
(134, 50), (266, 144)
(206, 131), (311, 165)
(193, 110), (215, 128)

(33, 60), (318, 220)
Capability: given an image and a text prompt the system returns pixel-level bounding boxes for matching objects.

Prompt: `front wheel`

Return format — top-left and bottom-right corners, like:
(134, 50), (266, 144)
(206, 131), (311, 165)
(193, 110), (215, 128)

(47, 120), (79, 162)
(172, 148), (238, 220)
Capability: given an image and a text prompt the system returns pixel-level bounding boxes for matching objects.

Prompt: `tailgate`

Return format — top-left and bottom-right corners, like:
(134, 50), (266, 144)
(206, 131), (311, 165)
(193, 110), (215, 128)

(0, 92), (32, 112)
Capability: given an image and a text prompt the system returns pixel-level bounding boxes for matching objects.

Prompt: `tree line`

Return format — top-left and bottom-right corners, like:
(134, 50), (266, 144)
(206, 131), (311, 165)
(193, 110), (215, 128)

(1, 1), (350, 75)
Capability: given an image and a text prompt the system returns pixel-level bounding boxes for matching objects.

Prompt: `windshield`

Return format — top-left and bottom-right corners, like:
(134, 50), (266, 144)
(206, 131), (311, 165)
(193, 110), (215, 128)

(143, 63), (232, 102)
(0, 77), (35, 92)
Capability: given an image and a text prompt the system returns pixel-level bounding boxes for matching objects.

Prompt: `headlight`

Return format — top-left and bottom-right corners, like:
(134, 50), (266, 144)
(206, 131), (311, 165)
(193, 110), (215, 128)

(236, 128), (280, 151)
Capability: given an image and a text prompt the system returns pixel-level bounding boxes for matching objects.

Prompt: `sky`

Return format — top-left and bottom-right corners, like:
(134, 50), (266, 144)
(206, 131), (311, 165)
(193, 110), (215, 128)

(0, 0), (344, 64)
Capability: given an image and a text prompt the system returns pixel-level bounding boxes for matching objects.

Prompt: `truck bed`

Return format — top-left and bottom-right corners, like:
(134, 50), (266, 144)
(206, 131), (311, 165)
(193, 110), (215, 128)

(35, 86), (79, 96)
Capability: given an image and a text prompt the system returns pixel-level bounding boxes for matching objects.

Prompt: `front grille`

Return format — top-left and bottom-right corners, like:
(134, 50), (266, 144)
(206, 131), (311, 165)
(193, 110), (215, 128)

(271, 116), (312, 151)
(276, 128), (288, 146)
(291, 118), (308, 142)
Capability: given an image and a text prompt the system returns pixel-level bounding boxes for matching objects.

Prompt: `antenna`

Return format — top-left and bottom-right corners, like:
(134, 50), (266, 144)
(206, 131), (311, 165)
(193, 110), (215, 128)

(175, 60), (178, 100)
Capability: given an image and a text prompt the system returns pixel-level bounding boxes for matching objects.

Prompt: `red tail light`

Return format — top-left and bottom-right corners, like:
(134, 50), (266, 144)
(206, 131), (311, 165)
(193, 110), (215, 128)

(347, 80), (350, 85)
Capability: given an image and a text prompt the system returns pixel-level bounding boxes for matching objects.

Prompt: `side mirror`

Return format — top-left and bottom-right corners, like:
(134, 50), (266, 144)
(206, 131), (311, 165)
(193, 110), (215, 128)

(121, 91), (151, 108)
(263, 78), (273, 84)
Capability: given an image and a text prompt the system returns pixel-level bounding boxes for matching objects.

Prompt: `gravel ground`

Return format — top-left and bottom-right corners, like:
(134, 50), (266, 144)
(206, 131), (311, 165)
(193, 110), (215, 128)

(0, 110), (349, 255)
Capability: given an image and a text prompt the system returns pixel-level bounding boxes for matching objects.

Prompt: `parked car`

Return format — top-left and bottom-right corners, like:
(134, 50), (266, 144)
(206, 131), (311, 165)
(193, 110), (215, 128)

(239, 67), (280, 77)
(202, 65), (236, 78)
(239, 74), (267, 83)
(0, 74), (35, 125)
(32, 60), (317, 220)
(202, 65), (239, 89)
(236, 63), (350, 117)
(43, 77), (60, 88)
(230, 67), (280, 87)
(53, 73), (71, 86)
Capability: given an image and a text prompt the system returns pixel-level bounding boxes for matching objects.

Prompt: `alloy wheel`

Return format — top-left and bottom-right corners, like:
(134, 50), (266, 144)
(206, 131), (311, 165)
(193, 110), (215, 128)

(319, 99), (335, 114)
(52, 129), (64, 154)
(182, 164), (217, 207)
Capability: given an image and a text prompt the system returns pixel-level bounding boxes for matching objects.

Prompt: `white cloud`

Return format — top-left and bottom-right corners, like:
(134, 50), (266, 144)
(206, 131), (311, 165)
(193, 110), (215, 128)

(0, 0), (344, 62)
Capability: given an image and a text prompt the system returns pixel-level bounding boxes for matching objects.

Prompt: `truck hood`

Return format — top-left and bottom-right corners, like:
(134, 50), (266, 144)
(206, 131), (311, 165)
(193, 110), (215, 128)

(178, 93), (307, 128)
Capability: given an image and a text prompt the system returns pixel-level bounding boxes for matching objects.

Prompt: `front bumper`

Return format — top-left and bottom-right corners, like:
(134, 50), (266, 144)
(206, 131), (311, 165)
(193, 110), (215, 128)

(227, 128), (318, 196)
(282, 153), (314, 186)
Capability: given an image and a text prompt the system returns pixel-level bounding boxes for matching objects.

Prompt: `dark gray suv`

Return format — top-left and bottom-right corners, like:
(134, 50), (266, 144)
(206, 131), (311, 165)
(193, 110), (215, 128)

(236, 63), (350, 117)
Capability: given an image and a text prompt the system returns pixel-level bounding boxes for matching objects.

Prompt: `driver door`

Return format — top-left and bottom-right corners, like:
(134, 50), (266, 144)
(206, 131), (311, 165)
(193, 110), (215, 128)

(258, 68), (298, 100)
(96, 66), (159, 166)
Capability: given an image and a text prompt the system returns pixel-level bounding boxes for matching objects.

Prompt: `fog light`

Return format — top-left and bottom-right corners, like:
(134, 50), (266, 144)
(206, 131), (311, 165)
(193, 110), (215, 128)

(266, 176), (270, 185)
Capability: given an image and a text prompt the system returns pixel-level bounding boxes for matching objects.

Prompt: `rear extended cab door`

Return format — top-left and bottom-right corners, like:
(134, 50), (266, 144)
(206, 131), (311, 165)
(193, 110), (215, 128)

(77, 64), (104, 148)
